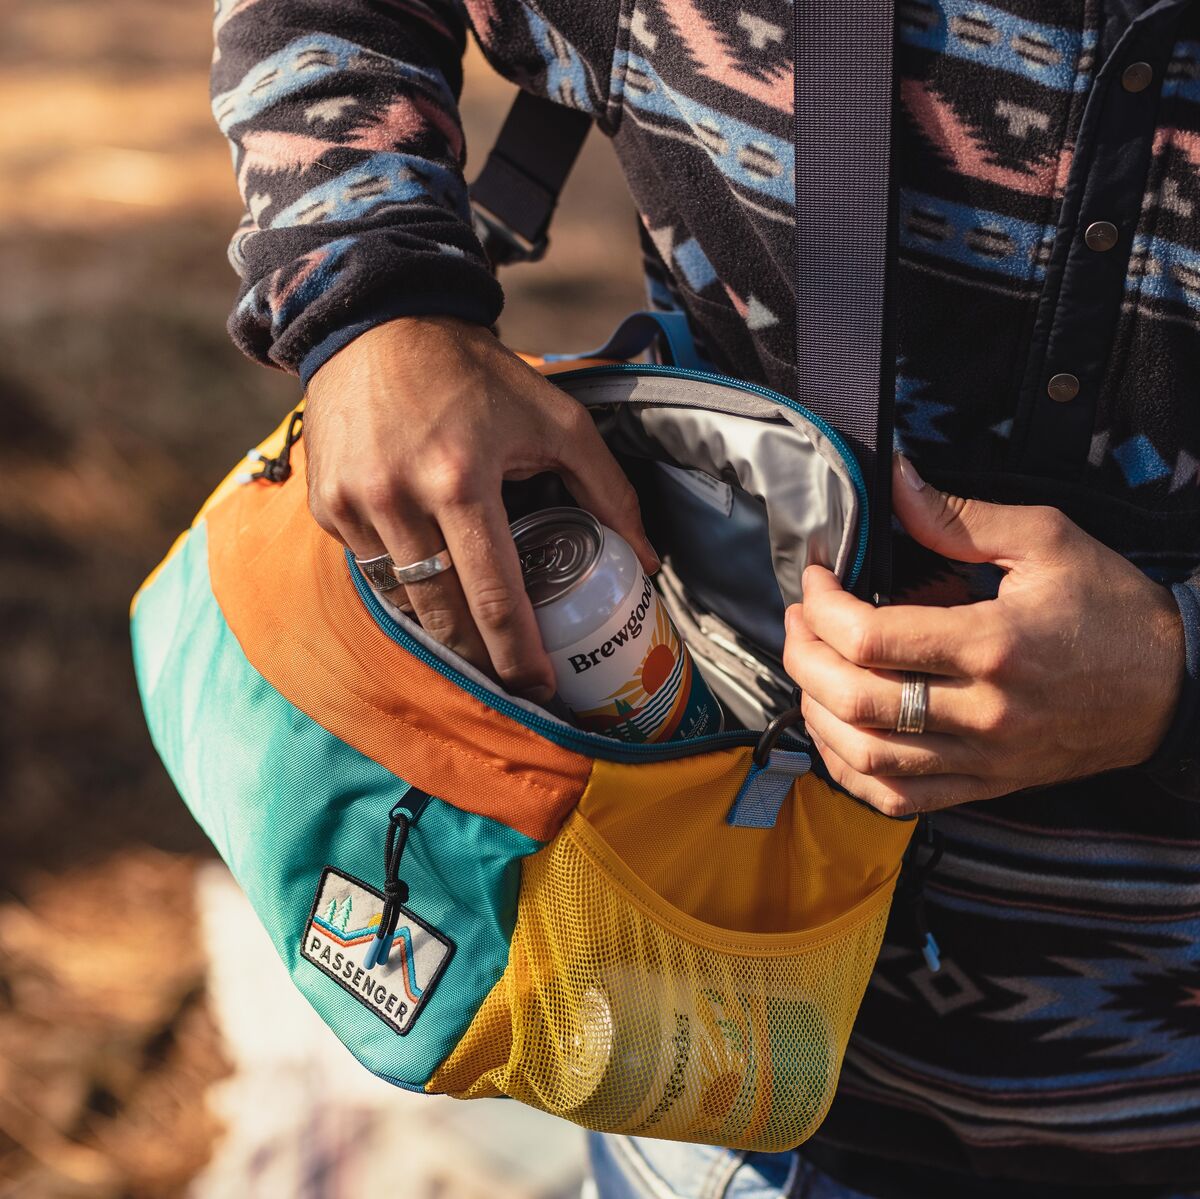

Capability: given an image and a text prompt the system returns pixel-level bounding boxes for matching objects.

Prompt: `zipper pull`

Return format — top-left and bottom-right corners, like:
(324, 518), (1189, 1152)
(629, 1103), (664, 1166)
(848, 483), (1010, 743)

(363, 806), (411, 970)
(240, 409), (303, 486)
(362, 788), (432, 970)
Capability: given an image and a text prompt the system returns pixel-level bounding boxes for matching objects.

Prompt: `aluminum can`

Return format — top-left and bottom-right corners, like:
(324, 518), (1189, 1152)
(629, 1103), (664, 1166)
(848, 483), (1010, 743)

(532, 966), (760, 1139)
(511, 507), (722, 742)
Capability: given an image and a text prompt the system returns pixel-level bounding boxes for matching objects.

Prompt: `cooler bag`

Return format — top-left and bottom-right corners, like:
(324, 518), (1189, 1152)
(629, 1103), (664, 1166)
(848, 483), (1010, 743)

(132, 340), (913, 1152)
(132, 0), (912, 1153)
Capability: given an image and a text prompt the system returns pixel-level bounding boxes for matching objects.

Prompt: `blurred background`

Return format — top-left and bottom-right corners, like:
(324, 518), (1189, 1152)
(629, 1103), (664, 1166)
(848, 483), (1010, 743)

(0, 1), (642, 1193)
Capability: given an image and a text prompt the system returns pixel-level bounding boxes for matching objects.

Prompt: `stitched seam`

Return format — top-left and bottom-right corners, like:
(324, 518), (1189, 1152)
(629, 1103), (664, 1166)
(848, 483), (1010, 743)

(216, 530), (577, 812)
(564, 815), (898, 954)
(706, 1150), (747, 1199)
(609, 1136), (689, 1199)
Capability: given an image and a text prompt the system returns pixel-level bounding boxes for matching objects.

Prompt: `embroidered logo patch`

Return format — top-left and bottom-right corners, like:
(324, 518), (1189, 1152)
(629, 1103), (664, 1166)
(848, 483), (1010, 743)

(301, 867), (454, 1035)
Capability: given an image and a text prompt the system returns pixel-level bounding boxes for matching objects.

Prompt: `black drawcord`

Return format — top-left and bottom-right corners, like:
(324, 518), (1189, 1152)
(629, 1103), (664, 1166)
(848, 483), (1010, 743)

(363, 805), (411, 970)
(897, 815), (944, 973)
(245, 409), (304, 484)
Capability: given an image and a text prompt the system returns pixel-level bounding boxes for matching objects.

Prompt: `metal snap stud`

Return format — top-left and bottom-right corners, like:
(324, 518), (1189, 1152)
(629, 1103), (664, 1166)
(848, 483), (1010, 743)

(1084, 221), (1119, 252)
(1122, 62), (1153, 93)
(1047, 373), (1080, 403)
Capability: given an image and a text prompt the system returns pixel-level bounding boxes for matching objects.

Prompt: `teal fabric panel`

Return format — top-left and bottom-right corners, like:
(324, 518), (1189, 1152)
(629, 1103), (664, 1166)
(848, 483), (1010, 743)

(131, 521), (539, 1086)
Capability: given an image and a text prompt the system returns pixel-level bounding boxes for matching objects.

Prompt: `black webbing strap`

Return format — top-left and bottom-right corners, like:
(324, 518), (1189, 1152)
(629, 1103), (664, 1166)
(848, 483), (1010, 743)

(794, 2), (898, 601)
(469, 91), (592, 267)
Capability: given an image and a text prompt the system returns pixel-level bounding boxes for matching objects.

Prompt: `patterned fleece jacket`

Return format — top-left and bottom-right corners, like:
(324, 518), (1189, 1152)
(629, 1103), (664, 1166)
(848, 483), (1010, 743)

(212, 1), (1200, 1193)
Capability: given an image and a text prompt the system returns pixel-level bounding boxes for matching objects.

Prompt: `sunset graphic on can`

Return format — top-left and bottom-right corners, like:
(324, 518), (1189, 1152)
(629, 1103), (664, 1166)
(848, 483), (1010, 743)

(513, 507), (723, 744)
(574, 597), (702, 742)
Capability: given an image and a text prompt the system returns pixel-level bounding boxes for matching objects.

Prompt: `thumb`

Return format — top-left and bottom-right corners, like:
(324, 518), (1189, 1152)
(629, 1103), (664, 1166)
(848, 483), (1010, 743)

(892, 453), (1031, 567)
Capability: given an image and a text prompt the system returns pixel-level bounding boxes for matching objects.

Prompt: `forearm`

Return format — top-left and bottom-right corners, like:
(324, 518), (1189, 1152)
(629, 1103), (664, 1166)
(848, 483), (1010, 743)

(211, 0), (501, 376)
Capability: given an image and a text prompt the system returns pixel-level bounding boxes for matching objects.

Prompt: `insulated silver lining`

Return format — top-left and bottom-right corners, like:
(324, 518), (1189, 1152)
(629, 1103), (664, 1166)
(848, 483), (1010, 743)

(557, 373), (860, 606)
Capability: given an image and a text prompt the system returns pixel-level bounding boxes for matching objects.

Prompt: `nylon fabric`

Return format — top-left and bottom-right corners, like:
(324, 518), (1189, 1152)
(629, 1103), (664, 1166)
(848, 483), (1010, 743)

(562, 371), (862, 597)
(426, 804), (896, 1151)
(130, 404), (301, 615)
(203, 443), (592, 843)
(131, 519), (540, 1085)
(793, 0), (896, 595)
(576, 757), (912, 935)
(132, 358), (912, 1145)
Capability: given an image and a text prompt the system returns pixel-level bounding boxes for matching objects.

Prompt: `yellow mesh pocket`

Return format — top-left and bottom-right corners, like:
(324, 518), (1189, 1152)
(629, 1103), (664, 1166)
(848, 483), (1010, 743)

(430, 790), (900, 1151)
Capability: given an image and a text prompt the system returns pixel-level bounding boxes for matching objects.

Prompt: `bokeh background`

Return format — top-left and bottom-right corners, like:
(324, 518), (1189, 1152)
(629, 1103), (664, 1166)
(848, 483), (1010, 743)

(0, 2), (642, 1192)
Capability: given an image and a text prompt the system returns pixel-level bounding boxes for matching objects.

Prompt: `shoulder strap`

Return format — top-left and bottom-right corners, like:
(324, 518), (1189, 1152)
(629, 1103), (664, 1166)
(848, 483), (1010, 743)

(469, 91), (591, 268)
(793, 3), (898, 601)
(474, 14), (899, 597)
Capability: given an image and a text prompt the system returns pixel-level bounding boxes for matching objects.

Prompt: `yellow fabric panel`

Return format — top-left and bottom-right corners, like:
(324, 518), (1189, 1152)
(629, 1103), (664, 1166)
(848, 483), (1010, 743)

(428, 793), (898, 1151)
(577, 750), (914, 934)
(130, 405), (302, 615)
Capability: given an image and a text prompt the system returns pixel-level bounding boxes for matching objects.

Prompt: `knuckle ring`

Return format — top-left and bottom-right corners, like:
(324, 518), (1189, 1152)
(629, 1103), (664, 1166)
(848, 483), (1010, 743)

(895, 671), (929, 735)
(354, 552), (403, 592)
(391, 548), (454, 586)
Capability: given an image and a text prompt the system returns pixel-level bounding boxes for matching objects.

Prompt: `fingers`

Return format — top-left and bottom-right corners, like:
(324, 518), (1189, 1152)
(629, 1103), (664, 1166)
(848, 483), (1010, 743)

(437, 495), (556, 702)
(891, 454), (1076, 570)
(807, 723), (999, 818)
(800, 565), (998, 676)
(552, 408), (661, 575)
(783, 616), (994, 735)
(307, 485), (414, 611)
(372, 509), (493, 676)
(801, 693), (987, 778)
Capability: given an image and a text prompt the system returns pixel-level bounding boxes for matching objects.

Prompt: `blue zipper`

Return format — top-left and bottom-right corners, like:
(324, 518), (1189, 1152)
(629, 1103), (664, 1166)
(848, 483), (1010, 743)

(350, 555), (807, 763)
(552, 362), (872, 590)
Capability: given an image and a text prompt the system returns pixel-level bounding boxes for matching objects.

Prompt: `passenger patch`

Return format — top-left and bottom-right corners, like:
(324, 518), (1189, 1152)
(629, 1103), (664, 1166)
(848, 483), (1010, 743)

(301, 866), (454, 1035)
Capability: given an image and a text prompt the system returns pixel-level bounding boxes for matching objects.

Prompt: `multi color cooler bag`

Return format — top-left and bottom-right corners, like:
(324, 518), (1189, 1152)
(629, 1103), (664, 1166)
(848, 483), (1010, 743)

(132, 0), (916, 1154)
(131, 332), (914, 1152)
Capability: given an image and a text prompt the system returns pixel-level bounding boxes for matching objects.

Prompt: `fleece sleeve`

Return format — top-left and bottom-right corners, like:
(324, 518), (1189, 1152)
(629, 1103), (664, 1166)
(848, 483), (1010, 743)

(1141, 578), (1200, 801)
(210, 0), (503, 382)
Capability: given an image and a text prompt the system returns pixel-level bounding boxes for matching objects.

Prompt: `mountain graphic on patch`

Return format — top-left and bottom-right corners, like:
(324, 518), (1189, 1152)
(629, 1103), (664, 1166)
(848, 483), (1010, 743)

(302, 866), (454, 1035)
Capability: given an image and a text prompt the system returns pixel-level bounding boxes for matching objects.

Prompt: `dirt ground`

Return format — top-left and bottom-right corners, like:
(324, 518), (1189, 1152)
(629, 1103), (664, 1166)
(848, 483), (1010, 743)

(0, 2), (641, 1192)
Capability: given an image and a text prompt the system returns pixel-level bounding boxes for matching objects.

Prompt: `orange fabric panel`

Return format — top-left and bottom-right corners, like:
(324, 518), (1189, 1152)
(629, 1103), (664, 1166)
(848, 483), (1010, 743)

(204, 444), (592, 843)
(131, 406), (303, 616)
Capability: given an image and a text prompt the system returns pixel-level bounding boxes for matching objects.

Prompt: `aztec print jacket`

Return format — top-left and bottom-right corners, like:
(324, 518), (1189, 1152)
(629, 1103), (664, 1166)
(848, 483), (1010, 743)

(212, 0), (1200, 1193)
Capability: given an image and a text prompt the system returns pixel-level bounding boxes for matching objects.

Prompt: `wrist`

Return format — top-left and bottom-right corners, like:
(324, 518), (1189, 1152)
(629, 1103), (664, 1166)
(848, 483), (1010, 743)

(1129, 580), (1188, 768)
(299, 303), (496, 387)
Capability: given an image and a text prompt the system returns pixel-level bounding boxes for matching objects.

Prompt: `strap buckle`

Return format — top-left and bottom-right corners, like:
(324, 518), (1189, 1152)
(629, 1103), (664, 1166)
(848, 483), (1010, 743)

(471, 202), (549, 268)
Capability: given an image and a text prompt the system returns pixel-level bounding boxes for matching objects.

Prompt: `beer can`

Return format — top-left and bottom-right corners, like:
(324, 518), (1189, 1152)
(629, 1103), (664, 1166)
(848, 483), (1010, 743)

(523, 976), (659, 1128)
(511, 507), (723, 742)
(528, 964), (759, 1140)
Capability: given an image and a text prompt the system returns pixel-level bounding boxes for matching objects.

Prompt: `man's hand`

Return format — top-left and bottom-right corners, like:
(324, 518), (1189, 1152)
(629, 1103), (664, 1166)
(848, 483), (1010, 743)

(304, 315), (659, 702)
(784, 454), (1185, 817)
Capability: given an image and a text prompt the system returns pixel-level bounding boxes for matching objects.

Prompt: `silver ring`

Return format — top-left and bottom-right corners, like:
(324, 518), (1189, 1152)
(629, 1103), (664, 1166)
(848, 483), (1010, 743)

(895, 671), (929, 735)
(391, 548), (453, 586)
(354, 553), (402, 592)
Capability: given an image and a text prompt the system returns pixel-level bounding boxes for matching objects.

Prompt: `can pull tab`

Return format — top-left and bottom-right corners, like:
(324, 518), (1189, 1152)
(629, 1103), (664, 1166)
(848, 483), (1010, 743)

(362, 804), (412, 971)
(518, 544), (553, 575)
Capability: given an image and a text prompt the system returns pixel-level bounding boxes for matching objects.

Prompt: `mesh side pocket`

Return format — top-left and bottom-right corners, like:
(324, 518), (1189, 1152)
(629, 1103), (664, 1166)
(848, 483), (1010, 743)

(430, 810), (896, 1151)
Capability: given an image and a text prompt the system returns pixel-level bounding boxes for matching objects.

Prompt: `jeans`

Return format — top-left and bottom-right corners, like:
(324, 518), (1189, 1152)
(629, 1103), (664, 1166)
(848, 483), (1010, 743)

(586, 1135), (849, 1199)
(586, 1134), (1200, 1199)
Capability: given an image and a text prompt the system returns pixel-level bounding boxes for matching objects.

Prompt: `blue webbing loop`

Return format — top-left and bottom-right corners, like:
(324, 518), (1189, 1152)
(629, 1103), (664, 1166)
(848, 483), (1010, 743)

(543, 311), (704, 370)
(727, 749), (812, 829)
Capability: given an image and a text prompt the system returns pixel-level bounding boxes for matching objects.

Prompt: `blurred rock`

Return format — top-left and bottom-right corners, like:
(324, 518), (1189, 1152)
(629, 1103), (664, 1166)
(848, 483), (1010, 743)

(191, 864), (588, 1199)
(0, 851), (228, 1197)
